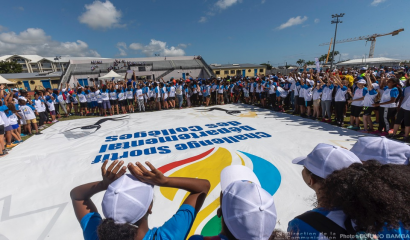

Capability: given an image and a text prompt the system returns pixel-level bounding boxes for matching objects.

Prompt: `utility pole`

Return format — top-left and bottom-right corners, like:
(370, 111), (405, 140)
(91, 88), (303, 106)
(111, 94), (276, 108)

(330, 13), (344, 70)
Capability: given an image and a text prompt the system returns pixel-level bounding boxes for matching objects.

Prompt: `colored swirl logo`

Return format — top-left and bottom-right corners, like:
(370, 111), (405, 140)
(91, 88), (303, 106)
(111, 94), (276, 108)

(158, 147), (281, 237)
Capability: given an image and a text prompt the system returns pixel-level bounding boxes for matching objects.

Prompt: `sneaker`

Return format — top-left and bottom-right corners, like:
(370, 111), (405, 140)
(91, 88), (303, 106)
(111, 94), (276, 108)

(403, 137), (410, 143)
(358, 130), (368, 133)
(6, 143), (17, 148)
(38, 126), (45, 130)
(35, 132), (43, 135)
(20, 133), (27, 137)
(352, 126), (360, 131)
(321, 118), (326, 122)
(326, 119), (332, 123)
(347, 125), (354, 129)
(370, 130), (381, 135)
(372, 121), (379, 124)
(12, 141), (20, 144)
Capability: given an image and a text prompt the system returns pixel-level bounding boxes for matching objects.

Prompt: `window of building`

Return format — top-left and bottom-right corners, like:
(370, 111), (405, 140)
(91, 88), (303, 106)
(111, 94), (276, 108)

(248, 69), (251, 73)
(230, 70), (235, 74)
(260, 69), (264, 73)
(138, 67), (146, 71)
(224, 70), (229, 74)
(215, 71), (220, 75)
(236, 70), (241, 75)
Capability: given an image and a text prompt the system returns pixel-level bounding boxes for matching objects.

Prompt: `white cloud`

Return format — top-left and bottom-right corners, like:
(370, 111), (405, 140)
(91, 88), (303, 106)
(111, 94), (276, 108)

(0, 28), (100, 57)
(199, 17), (207, 23)
(129, 43), (143, 50)
(78, 0), (125, 29)
(129, 39), (186, 57)
(216, 0), (241, 9)
(0, 25), (6, 32)
(116, 42), (127, 56)
(371, 0), (387, 6)
(200, 0), (241, 22)
(261, 0), (266, 3)
(277, 16), (308, 30)
(314, 18), (320, 24)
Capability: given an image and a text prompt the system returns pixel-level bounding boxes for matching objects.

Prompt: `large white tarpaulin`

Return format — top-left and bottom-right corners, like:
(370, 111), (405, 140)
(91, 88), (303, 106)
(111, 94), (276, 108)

(0, 104), (367, 240)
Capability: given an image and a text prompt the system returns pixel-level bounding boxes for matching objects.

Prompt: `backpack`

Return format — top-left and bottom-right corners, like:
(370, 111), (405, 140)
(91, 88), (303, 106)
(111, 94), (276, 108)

(296, 211), (378, 240)
(176, 86), (182, 95)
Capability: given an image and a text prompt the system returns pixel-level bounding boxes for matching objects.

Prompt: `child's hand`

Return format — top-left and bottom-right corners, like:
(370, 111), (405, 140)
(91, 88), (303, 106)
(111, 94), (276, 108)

(101, 160), (126, 189)
(128, 161), (167, 186)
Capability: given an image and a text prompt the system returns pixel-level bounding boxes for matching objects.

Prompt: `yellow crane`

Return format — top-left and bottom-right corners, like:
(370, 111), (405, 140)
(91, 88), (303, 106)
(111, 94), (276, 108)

(320, 28), (404, 58)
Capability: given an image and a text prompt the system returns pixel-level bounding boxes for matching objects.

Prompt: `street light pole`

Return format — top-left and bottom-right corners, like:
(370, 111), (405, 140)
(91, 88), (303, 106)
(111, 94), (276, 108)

(330, 13), (344, 70)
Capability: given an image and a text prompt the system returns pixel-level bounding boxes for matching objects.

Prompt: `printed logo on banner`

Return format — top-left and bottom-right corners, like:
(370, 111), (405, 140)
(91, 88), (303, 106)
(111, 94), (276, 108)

(157, 147), (281, 238)
(62, 116), (129, 139)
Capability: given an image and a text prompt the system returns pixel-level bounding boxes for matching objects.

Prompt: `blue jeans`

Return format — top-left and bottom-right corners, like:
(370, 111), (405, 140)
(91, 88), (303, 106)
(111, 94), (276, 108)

(176, 95), (183, 108)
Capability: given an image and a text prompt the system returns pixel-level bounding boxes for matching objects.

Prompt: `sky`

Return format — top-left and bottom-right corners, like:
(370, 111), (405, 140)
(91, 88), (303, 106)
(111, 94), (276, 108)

(0, 0), (408, 67)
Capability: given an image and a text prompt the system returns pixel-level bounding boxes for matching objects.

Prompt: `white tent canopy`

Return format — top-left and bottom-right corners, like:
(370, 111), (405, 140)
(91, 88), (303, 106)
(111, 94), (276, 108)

(0, 75), (16, 84)
(336, 57), (402, 66)
(98, 70), (123, 79)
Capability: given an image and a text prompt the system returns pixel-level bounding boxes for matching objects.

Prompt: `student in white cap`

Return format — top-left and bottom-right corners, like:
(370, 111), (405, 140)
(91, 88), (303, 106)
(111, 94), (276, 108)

(288, 143), (362, 239)
(189, 165), (277, 240)
(70, 160), (210, 240)
(350, 136), (410, 165)
(347, 78), (367, 130)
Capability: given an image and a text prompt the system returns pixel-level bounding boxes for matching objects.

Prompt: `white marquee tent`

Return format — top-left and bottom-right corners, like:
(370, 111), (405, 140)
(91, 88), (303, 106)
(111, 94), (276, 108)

(336, 57), (402, 67)
(98, 70), (123, 80)
(0, 75), (15, 84)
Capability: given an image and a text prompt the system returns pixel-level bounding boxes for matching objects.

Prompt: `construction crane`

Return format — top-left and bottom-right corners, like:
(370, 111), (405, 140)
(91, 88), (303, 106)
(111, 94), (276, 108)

(320, 28), (404, 58)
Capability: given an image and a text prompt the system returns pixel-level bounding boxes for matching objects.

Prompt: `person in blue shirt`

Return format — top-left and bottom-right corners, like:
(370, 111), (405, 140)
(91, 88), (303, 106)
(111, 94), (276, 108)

(288, 145), (410, 240)
(70, 160), (210, 240)
(373, 77), (401, 136)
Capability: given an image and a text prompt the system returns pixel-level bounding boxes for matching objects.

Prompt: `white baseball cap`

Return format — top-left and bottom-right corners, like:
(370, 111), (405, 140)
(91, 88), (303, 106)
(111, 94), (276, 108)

(361, 67), (368, 71)
(220, 165), (260, 191)
(292, 143), (362, 178)
(12, 88), (18, 91)
(357, 79), (366, 84)
(221, 166), (276, 240)
(350, 137), (410, 165)
(102, 174), (154, 224)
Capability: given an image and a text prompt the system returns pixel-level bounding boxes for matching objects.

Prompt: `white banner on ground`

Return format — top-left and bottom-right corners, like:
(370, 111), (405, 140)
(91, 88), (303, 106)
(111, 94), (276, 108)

(0, 104), (364, 240)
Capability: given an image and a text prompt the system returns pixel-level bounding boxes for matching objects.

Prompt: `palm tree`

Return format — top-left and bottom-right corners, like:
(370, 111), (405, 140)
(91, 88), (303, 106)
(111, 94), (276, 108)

(296, 59), (305, 67)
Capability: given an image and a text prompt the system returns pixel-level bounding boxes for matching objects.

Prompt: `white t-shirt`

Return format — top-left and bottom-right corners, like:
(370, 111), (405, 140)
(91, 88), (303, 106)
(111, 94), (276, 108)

(8, 113), (18, 125)
(101, 90), (110, 101)
(136, 89), (143, 100)
(34, 99), (46, 112)
(78, 93), (87, 103)
(47, 100), (55, 111)
(169, 86), (176, 97)
(0, 112), (9, 127)
(20, 105), (36, 120)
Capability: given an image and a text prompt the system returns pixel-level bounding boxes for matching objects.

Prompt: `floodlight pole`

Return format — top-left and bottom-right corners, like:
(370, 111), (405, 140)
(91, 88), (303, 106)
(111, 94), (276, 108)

(330, 13), (344, 70)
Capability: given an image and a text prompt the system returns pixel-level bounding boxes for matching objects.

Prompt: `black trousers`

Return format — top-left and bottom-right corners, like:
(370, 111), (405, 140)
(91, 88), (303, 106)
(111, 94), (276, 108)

(39, 112), (47, 126)
(334, 101), (346, 124)
(378, 107), (397, 132)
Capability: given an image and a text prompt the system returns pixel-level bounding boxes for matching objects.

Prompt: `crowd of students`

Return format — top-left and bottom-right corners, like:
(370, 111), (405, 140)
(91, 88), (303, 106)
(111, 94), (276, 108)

(2, 65), (408, 156)
(70, 136), (410, 240)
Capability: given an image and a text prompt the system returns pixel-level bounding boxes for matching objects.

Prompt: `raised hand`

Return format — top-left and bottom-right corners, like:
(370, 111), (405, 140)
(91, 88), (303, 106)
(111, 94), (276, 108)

(128, 161), (167, 186)
(101, 160), (126, 188)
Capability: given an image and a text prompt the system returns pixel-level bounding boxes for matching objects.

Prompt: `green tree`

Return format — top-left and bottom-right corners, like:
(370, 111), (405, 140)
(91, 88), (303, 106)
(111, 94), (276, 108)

(296, 59), (305, 67)
(0, 61), (23, 73)
(319, 51), (340, 64)
(260, 63), (272, 70)
(306, 60), (315, 65)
